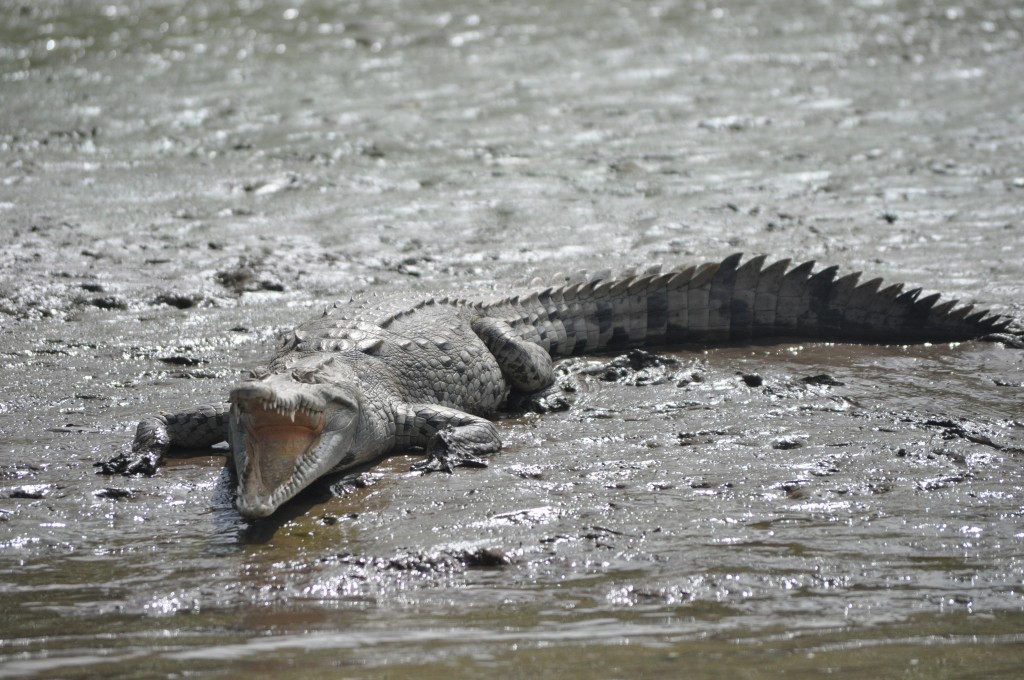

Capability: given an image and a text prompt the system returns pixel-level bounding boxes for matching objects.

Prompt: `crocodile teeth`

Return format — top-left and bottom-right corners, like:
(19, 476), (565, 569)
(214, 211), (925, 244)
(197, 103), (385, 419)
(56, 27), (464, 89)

(244, 394), (324, 421)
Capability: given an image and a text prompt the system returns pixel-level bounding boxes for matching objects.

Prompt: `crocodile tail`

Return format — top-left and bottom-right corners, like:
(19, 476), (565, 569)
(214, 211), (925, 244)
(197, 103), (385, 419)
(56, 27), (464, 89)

(508, 253), (1012, 357)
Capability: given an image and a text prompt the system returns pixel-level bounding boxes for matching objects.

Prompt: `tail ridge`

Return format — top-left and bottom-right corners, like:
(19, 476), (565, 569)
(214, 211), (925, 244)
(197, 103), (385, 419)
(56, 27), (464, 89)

(488, 253), (1013, 356)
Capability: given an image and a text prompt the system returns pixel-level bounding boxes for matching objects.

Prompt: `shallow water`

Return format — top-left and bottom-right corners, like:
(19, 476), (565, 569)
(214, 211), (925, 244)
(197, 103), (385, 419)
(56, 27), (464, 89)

(2, 0), (1024, 678)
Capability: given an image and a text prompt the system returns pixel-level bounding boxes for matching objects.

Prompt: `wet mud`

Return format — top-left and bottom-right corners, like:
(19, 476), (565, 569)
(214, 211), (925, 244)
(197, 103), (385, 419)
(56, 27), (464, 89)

(2, 1), (1024, 678)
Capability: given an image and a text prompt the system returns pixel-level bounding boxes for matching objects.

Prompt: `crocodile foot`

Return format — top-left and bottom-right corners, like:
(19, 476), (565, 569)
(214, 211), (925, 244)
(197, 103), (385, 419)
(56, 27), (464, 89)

(411, 449), (488, 474)
(504, 383), (574, 414)
(411, 429), (489, 474)
(94, 449), (163, 476)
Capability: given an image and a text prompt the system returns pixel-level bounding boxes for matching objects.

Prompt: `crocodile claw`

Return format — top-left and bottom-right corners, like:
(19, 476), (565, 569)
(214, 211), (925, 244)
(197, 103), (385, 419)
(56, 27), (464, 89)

(411, 452), (488, 474)
(94, 449), (163, 476)
(411, 429), (489, 474)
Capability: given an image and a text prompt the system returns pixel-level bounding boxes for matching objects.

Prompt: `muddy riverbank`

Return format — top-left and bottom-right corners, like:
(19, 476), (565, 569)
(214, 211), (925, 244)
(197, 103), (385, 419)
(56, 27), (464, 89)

(2, 1), (1023, 677)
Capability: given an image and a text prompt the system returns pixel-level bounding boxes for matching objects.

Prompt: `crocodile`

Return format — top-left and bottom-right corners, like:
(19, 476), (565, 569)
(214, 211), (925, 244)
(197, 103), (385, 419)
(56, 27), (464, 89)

(97, 253), (1019, 519)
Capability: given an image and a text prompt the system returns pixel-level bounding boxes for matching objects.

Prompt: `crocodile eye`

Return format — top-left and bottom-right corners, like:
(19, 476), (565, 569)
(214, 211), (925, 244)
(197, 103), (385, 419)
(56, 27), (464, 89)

(292, 367), (319, 384)
(246, 366), (271, 380)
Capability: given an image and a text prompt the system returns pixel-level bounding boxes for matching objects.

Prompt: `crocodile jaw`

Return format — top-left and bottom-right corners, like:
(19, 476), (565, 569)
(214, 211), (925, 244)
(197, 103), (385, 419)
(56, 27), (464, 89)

(231, 402), (327, 518)
(228, 375), (359, 519)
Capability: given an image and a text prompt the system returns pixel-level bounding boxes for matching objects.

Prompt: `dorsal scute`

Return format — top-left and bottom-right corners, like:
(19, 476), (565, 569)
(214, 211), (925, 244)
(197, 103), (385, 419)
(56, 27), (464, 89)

(785, 259), (817, 281)
(609, 276), (635, 297)
(373, 294), (446, 329)
(857, 277), (884, 296)
(627, 274), (656, 295)
(915, 292), (940, 310)
(358, 337), (384, 354)
(562, 270), (588, 286)
(689, 262), (719, 289)
(878, 283), (904, 299)
(813, 263), (839, 280)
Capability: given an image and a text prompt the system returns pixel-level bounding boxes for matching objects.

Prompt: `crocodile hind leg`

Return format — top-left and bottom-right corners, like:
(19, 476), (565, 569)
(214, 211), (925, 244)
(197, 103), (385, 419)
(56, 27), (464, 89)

(397, 403), (502, 473)
(96, 404), (230, 476)
(471, 317), (555, 392)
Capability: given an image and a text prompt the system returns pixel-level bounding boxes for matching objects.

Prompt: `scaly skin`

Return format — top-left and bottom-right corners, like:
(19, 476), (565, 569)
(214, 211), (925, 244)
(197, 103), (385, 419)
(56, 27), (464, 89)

(97, 254), (1019, 519)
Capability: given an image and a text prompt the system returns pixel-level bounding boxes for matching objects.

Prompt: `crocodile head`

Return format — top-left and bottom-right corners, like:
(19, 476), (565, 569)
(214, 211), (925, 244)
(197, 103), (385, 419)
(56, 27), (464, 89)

(227, 356), (363, 519)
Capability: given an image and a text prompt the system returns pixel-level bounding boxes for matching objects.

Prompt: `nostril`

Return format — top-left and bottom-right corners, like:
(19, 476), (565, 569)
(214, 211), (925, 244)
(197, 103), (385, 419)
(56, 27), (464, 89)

(236, 493), (275, 519)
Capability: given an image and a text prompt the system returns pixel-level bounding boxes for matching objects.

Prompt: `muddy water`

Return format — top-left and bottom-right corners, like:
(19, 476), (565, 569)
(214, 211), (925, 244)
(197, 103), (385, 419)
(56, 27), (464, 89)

(2, 0), (1024, 677)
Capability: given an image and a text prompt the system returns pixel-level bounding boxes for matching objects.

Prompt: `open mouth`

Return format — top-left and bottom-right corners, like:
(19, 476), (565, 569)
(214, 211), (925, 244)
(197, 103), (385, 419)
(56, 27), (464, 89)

(234, 400), (327, 515)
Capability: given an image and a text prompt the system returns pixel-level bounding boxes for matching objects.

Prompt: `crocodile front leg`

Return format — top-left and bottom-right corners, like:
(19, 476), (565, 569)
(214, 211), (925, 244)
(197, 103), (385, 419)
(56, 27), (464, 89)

(396, 403), (502, 473)
(96, 404), (230, 476)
